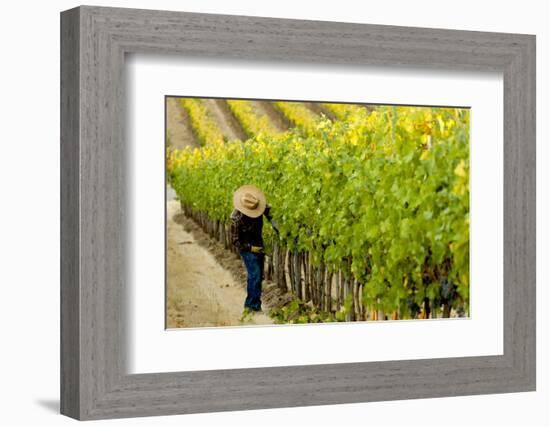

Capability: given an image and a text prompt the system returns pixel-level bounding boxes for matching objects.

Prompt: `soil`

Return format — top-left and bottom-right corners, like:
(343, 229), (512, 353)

(203, 99), (247, 141)
(252, 100), (291, 132)
(305, 102), (337, 121)
(166, 97), (199, 149)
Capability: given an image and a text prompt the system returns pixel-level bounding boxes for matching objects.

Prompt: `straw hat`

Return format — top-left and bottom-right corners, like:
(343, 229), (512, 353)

(233, 185), (266, 218)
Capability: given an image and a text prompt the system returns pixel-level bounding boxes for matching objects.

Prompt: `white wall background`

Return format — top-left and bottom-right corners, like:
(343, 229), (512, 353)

(0, 0), (546, 425)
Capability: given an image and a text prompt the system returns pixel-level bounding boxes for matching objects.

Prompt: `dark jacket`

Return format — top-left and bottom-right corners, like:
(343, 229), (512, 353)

(230, 206), (273, 252)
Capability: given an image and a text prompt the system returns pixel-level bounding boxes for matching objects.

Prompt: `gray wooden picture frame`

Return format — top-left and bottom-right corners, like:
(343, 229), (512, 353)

(60, 5), (536, 421)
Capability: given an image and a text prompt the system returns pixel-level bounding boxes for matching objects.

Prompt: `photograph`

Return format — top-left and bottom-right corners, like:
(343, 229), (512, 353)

(165, 96), (470, 329)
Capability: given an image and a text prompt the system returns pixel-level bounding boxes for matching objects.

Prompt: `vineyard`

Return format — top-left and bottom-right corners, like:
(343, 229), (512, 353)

(167, 97), (470, 323)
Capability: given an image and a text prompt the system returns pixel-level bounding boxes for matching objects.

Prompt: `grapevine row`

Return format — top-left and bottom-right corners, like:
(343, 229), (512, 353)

(321, 103), (365, 120)
(226, 100), (281, 138)
(271, 101), (319, 136)
(179, 98), (225, 146)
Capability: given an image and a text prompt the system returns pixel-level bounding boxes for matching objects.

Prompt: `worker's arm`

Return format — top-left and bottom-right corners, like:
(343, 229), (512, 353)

(263, 204), (280, 235)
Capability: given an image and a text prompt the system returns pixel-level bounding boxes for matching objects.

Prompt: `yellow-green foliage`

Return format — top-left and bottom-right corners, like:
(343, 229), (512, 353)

(272, 101), (319, 136)
(179, 98), (225, 146)
(226, 100), (281, 138)
(322, 102), (366, 121)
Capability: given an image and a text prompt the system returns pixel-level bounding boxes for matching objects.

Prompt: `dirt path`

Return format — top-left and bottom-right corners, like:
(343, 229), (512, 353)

(203, 99), (247, 141)
(166, 97), (199, 149)
(253, 100), (291, 132)
(305, 102), (337, 121)
(166, 195), (273, 328)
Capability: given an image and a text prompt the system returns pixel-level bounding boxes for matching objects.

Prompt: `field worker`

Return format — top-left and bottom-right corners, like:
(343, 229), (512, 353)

(230, 185), (278, 313)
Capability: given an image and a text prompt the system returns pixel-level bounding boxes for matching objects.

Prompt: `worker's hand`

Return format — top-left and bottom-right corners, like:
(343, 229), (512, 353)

(250, 245), (264, 254)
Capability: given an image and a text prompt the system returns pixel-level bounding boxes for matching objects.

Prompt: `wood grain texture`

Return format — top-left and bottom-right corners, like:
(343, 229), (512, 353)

(60, 7), (80, 419)
(60, 5), (536, 420)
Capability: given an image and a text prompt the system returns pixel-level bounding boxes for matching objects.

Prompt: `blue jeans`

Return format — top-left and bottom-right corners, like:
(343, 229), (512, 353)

(240, 251), (264, 311)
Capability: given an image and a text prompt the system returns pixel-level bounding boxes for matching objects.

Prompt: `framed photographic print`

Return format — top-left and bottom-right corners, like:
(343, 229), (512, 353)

(61, 5), (536, 420)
